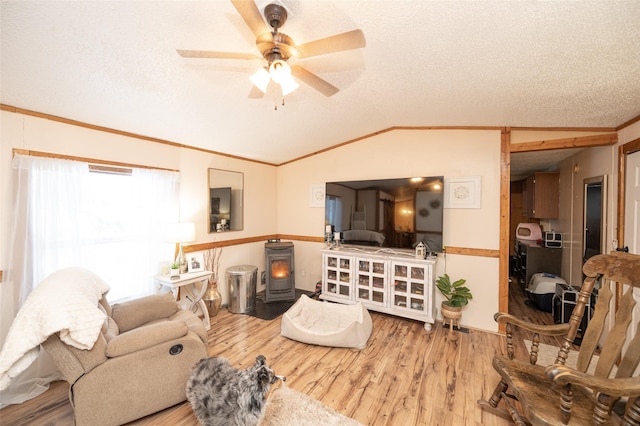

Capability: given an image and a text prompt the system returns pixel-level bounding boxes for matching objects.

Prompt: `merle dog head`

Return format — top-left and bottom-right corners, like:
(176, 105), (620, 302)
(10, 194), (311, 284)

(253, 355), (286, 387)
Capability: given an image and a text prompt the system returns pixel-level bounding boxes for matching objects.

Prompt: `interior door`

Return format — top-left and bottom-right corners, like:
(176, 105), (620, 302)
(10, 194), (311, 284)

(583, 176), (606, 265)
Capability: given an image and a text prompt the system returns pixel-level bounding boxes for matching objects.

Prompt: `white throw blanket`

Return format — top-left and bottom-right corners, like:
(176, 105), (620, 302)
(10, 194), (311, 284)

(0, 267), (110, 390)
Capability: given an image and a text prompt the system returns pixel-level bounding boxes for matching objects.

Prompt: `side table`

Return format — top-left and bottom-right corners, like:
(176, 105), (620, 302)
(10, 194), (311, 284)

(154, 271), (213, 330)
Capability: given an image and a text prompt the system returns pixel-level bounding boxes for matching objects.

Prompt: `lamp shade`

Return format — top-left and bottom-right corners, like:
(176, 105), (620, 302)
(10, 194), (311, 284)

(269, 60), (291, 84)
(250, 68), (270, 93)
(165, 222), (196, 243)
(279, 74), (299, 96)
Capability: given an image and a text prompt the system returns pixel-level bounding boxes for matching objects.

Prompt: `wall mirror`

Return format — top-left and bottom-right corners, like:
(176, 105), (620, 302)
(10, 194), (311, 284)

(209, 168), (244, 232)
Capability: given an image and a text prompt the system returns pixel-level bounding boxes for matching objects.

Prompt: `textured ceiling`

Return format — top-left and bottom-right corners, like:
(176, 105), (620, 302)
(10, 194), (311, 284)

(1, 1), (639, 171)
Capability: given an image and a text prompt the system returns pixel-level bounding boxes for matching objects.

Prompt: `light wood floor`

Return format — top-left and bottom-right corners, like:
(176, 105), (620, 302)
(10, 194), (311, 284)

(0, 285), (555, 426)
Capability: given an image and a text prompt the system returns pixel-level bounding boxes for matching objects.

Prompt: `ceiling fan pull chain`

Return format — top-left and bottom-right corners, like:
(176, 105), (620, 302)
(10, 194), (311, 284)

(273, 97), (286, 111)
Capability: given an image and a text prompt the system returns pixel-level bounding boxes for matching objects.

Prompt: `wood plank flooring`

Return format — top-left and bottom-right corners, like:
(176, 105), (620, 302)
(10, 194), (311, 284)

(507, 276), (565, 347)
(0, 285), (554, 426)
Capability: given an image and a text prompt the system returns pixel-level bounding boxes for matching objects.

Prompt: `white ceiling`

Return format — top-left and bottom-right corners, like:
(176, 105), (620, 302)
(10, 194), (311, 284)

(1, 1), (639, 174)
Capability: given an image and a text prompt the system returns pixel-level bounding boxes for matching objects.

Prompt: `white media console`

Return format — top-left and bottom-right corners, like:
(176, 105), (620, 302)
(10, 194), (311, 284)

(320, 247), (436, 331)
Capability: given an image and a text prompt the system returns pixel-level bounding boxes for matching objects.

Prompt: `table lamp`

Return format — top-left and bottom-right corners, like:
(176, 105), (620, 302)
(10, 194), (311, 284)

(166, 222), (196, 273)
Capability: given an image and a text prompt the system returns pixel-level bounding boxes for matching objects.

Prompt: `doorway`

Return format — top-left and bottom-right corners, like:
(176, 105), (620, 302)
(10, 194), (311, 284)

(583, 175), (607, 266)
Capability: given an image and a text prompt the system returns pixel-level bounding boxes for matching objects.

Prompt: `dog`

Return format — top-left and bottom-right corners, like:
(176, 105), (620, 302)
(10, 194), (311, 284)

(186, 355), (285, 426)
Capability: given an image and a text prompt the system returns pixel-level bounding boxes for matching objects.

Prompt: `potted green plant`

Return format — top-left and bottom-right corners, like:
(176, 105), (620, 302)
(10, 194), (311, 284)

(169, 262), (180, 277)
(436, 274), (472, 330)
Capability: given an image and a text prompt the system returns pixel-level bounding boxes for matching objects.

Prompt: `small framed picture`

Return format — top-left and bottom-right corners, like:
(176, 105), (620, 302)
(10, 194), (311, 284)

(444, 176), (482, 209)
(309, 184), (325, 208)
(187, 253), (205, 273)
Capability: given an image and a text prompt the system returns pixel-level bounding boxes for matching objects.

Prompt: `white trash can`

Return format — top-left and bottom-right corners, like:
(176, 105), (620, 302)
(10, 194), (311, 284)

(227, 265), (258, 314)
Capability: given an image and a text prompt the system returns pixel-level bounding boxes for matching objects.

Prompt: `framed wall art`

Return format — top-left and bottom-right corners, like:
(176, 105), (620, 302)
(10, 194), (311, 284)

(444, 176), (481, 209)
(309, 184), (325, 208)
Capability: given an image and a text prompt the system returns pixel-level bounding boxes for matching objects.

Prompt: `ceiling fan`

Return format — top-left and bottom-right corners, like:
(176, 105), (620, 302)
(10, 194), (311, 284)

(177, 0), (366, 98)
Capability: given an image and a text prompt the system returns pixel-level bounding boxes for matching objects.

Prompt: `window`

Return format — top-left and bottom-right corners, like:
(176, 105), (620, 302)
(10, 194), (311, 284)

(10, 154), (179, 302)
(325, 195), (343, 231)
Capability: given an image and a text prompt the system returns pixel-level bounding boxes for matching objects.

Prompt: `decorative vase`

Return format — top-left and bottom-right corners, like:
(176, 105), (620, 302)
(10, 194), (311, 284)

(203, 280), (222, 317)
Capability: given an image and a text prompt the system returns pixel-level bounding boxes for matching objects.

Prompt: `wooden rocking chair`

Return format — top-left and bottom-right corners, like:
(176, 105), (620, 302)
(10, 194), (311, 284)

(478, 251), (640, 425)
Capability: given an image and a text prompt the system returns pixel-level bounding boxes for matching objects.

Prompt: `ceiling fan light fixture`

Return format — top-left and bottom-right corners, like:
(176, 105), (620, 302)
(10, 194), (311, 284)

(250, 68), (270, 93)
(269, 59), (291, 84)
(179, 1), (367, 99)
(279, 75), (299, 96)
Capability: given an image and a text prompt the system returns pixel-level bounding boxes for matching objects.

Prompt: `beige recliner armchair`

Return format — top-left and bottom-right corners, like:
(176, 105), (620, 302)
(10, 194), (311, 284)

(42, 292), (208, 426)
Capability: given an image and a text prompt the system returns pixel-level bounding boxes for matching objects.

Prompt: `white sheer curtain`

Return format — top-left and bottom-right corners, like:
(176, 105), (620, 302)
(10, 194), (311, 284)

(0, 154), (179, 407)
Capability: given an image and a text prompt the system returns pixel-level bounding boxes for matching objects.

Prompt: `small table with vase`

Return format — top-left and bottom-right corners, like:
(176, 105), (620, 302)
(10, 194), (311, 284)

(154, 270), (213, 330)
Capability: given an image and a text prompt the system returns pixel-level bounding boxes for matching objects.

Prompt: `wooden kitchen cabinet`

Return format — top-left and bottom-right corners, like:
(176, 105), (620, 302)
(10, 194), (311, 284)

(523, 172), (559, 219)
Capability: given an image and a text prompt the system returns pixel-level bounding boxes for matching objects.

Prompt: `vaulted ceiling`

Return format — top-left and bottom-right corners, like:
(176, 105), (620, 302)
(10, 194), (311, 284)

(1, 1), (639, 170)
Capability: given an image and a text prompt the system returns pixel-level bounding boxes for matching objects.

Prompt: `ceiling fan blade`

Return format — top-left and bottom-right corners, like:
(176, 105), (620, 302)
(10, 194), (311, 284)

(231, 0), (270, 39)
(176, 49), (261, 60)
(290, 65), (339, 97)
(296, 29), (366, 59)
(248, 85), (265, 99)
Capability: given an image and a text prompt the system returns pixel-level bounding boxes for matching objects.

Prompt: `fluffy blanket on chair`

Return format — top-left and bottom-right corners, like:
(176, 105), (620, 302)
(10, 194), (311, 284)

(0, 267), (110, 390)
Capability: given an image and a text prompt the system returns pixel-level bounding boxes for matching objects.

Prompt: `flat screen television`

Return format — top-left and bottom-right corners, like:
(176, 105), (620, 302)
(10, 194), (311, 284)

(325, 176), (444, 252)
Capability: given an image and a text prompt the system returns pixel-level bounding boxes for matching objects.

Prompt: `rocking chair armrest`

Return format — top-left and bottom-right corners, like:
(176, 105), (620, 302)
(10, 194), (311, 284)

(494, 312), (571, 336)
(546, 365), (640, 397)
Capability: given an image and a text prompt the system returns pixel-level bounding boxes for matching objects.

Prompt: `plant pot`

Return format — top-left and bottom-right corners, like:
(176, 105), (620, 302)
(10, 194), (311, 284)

(441, 302), (462, 318)
(169, 268), (180, 277)
(203, 280), (222, 317)
(441, 302), (462, 331)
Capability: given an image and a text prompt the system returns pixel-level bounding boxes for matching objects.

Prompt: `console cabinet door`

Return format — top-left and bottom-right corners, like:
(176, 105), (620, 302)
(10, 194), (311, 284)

(391, 261), (431, 317)
(321, 250), (436, 329)
(355, 258), (387, 307)
(322, 253), (353, 301)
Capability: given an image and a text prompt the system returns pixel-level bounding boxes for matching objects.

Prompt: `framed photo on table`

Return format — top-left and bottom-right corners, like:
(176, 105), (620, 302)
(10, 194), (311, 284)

(187, 253), (205, 272)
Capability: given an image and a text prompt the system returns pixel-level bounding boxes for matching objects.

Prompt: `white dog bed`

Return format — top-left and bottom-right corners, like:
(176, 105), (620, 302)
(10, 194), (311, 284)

(280, 295), (372, 350)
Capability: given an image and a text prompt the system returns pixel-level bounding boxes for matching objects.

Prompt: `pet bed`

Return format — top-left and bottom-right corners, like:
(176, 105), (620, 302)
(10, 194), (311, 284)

(280, 295), (372, 349)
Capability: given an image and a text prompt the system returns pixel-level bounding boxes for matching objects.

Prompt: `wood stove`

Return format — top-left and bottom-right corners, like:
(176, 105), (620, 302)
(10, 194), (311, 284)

(265, 241), (295, 302)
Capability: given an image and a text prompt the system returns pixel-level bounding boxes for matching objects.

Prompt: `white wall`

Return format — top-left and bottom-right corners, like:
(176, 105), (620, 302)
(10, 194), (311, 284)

(554, 121), (640, 287)
(0, 110), (278, 306)
(174, 148), (278, 302)
(558, 145), (615, 286)
(277, 128), (503, 332)
(5, 108), (637, 333)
